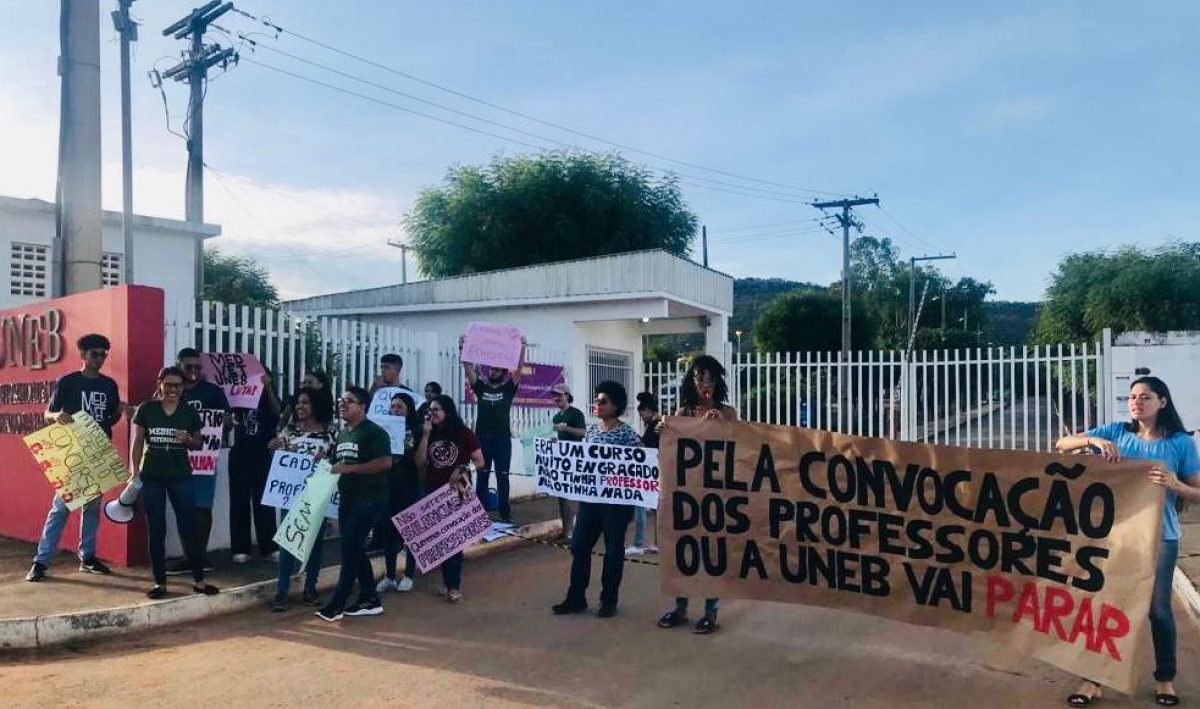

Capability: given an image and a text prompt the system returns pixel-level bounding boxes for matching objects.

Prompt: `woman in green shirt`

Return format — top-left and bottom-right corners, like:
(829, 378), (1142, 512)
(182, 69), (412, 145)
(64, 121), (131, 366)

(130, 366), (218, 599)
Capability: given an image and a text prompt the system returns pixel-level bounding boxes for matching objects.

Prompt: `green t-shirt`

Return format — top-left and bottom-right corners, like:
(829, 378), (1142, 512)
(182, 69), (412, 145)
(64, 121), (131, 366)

(472, 378), (518, 436)
(335, 418), (392, 503)
(552, 406), (586, 441)
(134, 400), (202, 481)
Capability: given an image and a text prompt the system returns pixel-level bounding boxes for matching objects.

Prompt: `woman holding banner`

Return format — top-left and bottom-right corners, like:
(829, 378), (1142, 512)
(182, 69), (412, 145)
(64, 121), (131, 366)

(552, 380), (642, 618)
(1056, 376), (1200, 707)
(377, 392), (424, 595)
(415, 395), (484, 604)
(268, 387), (338, 612)
(657, 354), (738, 635)
(130, 366), (218, 599)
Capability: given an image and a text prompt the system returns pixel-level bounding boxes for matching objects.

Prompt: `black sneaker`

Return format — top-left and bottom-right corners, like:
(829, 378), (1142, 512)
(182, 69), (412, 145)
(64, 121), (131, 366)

(164, 559), (191, 576)
(598, 604), (618, 618)
(551, 598), (588, 615)
(271, 596), (289, 613)
(301, 589), (321, 606)
(25, 562), (46, 582)
(315, 606), (343, 622)
(344, 599), (383, 617)
(79, 557), (112, 575)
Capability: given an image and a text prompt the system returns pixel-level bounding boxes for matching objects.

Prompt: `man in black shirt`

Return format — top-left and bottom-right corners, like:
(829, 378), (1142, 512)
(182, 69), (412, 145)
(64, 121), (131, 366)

(460, 335), (526, 524)
(26, 334), (122, 582)
(229, 371), (281, 563)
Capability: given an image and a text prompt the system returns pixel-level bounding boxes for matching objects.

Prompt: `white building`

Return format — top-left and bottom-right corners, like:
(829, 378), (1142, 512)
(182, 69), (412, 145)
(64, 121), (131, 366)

(285, 249), (733, 402)
(0, 195), (219, 310)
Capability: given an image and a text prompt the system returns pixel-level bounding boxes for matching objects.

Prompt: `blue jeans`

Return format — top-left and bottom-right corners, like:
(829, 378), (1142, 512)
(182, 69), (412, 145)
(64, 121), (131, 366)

(276, 519), (326, 599)
(325, 498), (386, 612)
(477, 434), (512, 518)
(1151, 539), (1179, 682)
(34, 494), (100, 565)
(676, 596), (720, 617)
(142, 476), (205, 584)
(567, 502), (633, 607)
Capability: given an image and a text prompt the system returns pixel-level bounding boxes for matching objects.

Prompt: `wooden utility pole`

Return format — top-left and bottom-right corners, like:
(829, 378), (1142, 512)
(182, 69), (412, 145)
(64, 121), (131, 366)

(811, 196), (878, 354)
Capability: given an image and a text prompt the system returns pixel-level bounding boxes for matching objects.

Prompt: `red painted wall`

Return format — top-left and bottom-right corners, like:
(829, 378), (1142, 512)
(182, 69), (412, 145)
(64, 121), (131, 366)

(0, 286), (163, 566)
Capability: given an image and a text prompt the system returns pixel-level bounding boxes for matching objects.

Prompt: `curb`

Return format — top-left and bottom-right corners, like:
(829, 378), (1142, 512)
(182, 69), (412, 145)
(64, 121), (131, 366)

(1174, 567), (1200, 630)
(0, 518), (562, 651)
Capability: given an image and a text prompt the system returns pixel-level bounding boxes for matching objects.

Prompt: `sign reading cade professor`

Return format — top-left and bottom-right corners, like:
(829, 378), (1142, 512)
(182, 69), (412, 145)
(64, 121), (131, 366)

(461, 321), (523, 371)
(261, 450), (340, 519)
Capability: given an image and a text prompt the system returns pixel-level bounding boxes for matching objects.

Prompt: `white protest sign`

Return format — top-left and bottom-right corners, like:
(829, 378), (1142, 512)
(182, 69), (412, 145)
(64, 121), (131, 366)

(367, 413), (407, 456)
(261, 450), (340, 519)
(533, 437), (659, 509)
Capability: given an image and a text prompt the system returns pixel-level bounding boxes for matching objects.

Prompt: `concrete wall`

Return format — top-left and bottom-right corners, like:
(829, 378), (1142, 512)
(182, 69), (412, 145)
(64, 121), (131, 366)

(0, 198), (214, 313)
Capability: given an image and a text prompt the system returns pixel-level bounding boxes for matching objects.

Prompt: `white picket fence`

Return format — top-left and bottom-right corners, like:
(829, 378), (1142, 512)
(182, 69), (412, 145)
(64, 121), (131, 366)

(645, 342), (1106, 452)
(164, 300), (568, 436)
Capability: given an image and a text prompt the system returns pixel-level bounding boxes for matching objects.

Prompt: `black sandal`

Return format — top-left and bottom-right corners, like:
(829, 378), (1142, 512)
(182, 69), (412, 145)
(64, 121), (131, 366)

(1066, 686), (1101, 706)
(657, 610), (688, 629)
(193, 583), (219, 596)
(693, 616), (719, 634)
(1156, 693), (1180, 707)
(146, 585), (167, 600)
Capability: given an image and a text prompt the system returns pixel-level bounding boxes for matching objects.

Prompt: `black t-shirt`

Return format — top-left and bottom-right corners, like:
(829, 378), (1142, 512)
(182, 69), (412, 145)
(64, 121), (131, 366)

(471, 378), (517, 437)
(48, 371), (121, 438)
(233, 397), (280, 449)
(553, 406), (586, 442)
(641, 417), (662, 449)
(182, 380), (229, 431)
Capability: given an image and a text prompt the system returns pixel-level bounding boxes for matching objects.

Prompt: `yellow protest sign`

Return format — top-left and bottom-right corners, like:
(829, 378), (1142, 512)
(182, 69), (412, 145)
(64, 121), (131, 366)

(24, 413), (128, 510)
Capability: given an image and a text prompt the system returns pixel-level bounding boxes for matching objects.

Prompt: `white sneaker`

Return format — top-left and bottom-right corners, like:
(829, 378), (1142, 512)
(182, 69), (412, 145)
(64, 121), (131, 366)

(396, 575), (414, 592)
(624, 546), (645, 557)
(232, 553), (250, 564)
(376, 577), (398, 593)
(645, 545), (659, 554)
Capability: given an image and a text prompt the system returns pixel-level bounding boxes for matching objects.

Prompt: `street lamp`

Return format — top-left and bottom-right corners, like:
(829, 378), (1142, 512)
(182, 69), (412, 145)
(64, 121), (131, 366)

(734, 329), (743, 362)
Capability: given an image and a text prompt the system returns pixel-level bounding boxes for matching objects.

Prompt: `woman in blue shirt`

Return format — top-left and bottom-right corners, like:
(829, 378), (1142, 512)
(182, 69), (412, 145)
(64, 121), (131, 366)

(1055, 376), (1200, 707)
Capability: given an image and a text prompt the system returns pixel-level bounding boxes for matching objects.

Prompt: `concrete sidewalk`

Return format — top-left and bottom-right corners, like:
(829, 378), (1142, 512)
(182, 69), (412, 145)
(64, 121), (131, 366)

(0, 495), (564, 649)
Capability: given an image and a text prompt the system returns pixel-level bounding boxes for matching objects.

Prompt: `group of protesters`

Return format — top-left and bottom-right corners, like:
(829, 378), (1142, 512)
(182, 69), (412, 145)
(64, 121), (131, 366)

(23, 330), (1200, 707)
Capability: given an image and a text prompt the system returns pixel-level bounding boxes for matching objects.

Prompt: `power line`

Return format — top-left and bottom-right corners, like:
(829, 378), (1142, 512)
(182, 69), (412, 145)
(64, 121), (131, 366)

(710, 225), (829, 243)
(711, 218), (822, 234)
(229, 3), (847, 198)
(873, 204), (947, 253)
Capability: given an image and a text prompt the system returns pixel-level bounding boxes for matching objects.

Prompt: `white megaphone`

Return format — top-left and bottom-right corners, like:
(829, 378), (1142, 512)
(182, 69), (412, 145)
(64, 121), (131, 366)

(104, 478), (142, 524)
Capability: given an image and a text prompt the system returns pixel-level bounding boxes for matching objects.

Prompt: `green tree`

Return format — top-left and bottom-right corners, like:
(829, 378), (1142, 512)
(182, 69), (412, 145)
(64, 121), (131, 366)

(202, 248), (280, 308)
(404, 151), (698, 277)
(753, 291), (878, 352)
(1034, 243), (1200, 342)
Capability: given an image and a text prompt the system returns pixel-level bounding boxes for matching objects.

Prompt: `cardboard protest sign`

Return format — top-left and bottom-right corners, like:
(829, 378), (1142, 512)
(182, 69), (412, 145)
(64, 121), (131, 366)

(534, 437), (659, 509)
(659, 417), (1162, 692)
(24, 413), (127, 510)
(392, 482), (492, 573)
(200, 353), (267, 409)
(367, 413), (407, 456)
(461, 322), (523, 371)
(188, 418), (223, 476)
(273, 462), (338, 570)
(261, 450), (340, 519)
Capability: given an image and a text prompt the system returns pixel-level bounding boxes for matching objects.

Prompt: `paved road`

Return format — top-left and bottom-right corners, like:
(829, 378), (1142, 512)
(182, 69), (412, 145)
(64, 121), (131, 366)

(2, 543), (1195, 708)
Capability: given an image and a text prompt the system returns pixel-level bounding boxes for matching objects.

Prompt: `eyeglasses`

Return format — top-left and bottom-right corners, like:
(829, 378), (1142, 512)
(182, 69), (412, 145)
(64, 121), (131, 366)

(593, 398), (612, 406)
(338, 397), (363, 406)
(1129, 394), (1160, 403)
(161, 381), (184, 390)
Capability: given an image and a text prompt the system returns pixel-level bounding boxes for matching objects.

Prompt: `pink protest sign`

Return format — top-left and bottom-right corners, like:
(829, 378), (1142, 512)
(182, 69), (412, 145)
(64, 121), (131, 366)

(392, 483), (492, 573)
(461, 322), (523, 371)
(201, 353), (267, 409)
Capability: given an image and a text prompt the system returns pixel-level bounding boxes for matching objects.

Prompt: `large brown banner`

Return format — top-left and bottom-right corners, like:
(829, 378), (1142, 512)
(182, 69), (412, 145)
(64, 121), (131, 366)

(659, 418), (1163, 692)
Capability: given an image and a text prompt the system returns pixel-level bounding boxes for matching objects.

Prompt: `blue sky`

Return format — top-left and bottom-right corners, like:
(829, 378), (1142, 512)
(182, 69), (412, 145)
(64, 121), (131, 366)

(2, 1), (1198, 300)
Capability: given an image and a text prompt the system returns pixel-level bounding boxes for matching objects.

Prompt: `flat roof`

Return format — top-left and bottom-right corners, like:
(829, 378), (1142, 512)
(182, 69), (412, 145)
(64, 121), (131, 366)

(286, 249), (733, 315)
(0, 196), (221, 239)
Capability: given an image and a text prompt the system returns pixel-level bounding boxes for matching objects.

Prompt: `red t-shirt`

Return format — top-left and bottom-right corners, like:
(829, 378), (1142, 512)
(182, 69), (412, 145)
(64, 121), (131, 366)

(424, 426), (481, 489)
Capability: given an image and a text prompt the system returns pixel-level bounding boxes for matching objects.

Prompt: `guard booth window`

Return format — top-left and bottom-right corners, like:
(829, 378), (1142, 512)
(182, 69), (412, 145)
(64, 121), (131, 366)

(587, 346), (634, 420)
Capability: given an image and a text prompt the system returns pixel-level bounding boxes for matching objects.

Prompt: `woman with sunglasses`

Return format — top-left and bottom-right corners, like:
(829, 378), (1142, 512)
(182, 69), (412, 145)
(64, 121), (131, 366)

(552, 380), (642, 619)
(415, 395), (484, 604)
(268, 386), (338, 612)
(129, 366), (218, 599)
(657, 354), (738, 635)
